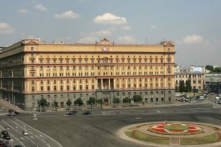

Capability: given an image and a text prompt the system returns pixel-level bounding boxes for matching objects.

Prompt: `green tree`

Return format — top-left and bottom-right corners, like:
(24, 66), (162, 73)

(123, 97), (131, 103)
(96, 98), (104, 109)
(185, 80), (192, 92)
(66, 99), (72, 110)
(133, 95), (142, 103)
(87, 97), (96, 109)
(113, 97), (121, 106)
(52, 101), (59, 111)
(214, 67), (221, 73)
(74, 98), (83, 109)
(179, 80), (185, 92)
(175, 86), (179, 92)
(205, 65), (214, 72)
(37, 98), (48, 112)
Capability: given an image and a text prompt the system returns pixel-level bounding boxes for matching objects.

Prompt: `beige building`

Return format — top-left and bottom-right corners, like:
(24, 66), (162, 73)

(0, 38), (175, 110)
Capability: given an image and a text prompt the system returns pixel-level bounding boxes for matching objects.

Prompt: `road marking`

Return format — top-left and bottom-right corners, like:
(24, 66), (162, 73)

(157, 110), (161, 113)
(41, 139), (46, 143)
(9, 139), (14, 142)
(47, 144), (50, 147)
(35, 135), (39, 139)
(21, 137), (25, 140)
(31, 136), (34, 139)
(40, 134), (44, 138)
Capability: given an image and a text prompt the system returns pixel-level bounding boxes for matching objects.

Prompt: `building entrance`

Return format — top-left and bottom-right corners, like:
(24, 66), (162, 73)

(104, 99), (108, 106)
(60, 102), (64, 108)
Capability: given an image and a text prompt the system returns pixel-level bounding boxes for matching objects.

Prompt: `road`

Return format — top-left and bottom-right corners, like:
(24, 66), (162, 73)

(0, 114), (62, 147)
(13, 103), (221, 147)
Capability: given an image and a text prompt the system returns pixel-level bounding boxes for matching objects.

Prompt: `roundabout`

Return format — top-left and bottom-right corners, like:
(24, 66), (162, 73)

(118, 121), (221, 147)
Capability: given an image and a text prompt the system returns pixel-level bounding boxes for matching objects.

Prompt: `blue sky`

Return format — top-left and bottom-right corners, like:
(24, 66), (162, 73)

(0, 0), (221, 67)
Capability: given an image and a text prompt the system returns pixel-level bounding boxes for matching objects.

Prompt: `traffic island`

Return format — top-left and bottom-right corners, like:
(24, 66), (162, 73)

(117, 121), (221, 147)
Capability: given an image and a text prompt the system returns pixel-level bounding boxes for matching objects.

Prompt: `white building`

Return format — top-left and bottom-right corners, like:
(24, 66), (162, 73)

(175, 65), (205, 91)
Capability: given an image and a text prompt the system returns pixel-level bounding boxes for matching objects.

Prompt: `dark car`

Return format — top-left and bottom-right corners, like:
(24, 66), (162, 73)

(66, 111), (76, 115)
(82, 111), (91, 115)
(2, 134), (10, 140)
(14, 145), (22, 147)
(1, 131), (8, 136)
(8, 109), (14, 113)
(14, 111), (20, 115)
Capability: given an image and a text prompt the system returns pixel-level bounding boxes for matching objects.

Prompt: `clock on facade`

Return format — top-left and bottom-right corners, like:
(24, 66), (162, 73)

(103, 47), (107, 51)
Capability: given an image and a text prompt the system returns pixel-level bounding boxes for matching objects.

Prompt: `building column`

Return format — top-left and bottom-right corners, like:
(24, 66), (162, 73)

(96, 79), (98, 89)
(113, 79), (116, 89)
(101, 79), (103, 89)
(108, 79), (110, 89)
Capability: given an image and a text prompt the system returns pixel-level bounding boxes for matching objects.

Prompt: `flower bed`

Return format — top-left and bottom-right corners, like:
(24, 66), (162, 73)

(149, 122), (203, 135)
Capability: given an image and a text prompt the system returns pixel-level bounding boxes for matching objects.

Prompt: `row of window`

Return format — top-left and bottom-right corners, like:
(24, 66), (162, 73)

(31, 77), (171, 85)
(36, 65), (172, 70)
(33, 90), (172, 99)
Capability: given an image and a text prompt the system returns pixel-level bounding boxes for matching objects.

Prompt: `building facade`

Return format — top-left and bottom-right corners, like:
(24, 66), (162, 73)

(0, 38), (175, 110)
(175, 65), (205, 91)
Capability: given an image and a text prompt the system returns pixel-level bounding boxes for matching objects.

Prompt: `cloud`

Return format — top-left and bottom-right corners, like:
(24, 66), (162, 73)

(150, 25), (157, 29)
(77, 36), (99, 43)
(176, 34), (209, 45)
(54, 11), (80, 19)
(91, 30), (111, 36)
(18, 9), (28, 14)
(93, 13), (127, 25)
(35, 4), (47, 11)
(0, 23), (14, 34)
(117, 36), (136, 43)
(122, 26), (132, 30)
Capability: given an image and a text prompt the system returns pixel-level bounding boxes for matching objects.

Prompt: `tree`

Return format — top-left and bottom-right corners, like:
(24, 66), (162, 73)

(214, 67), (221, 73)
(205, 65), (214, 72)
(87, 97), (96, 109)
(133, 95), (142, 103)
(185, 80), (192, 92)
(175, 86), (179, 92)
(123, 97), (131, 103)
(113, 97), (121, 106)
(179, 80), (185, 92)
(74, 98), (83, 109)
(52, 101), (59, 111)
(66, 99), (72, 110)
(37, 98), (48, 112)
(96, 98), (104, 109)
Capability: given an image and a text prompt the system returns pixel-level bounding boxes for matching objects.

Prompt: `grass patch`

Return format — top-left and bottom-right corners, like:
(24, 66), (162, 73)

(125, 131), (133, 138)
(164, 125), (188, 130)
(180, 132), (218, 145)
(134, 130), (169, 144)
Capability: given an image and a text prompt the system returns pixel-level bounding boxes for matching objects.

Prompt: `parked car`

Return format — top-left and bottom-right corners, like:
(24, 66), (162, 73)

(22, 130), (29, 136)
(14, 145), (22, 147)
(82, 111), (91, 115)
(2, 134), (10, 140)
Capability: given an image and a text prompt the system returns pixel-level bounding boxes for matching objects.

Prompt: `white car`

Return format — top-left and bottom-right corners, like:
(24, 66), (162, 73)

(22, 130), (29, 136)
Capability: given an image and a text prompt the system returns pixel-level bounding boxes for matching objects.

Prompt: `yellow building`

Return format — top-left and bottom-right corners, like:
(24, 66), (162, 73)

(0, 38), (175, 110)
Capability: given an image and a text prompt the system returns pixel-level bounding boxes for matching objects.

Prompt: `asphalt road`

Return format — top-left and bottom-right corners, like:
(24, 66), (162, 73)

(12, 103), (221, 147)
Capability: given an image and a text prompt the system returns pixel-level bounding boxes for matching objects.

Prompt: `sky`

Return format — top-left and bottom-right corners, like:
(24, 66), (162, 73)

(0, 0), (221, 67)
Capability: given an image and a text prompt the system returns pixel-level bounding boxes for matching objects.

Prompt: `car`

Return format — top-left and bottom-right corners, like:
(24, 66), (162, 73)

(8, 109), (14, 113)
(14, 111), (20, 115)
(22, 130), (29, 136)
(14, 145), (22, 147)
(82, 111), (91, 115)
(1, 131), (8, 136)
(7, 112), (15, 116)
(66, 111), (76, 115)
(2, 135), (10, 140)
(0, 140), (9, 147)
